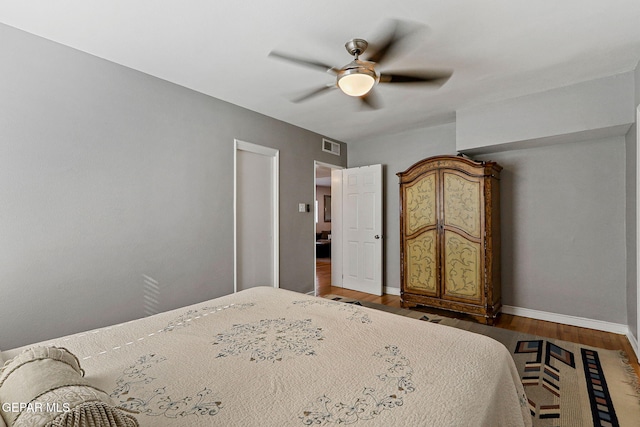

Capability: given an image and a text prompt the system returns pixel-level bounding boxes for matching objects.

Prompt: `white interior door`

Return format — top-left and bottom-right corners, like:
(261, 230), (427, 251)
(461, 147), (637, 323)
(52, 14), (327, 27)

(342, 164), (383, 295)
(235, 140), (279, 292)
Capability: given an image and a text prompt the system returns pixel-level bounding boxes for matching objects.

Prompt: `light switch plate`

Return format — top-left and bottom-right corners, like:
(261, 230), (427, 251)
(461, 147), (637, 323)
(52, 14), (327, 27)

(298, 203), (306, 213)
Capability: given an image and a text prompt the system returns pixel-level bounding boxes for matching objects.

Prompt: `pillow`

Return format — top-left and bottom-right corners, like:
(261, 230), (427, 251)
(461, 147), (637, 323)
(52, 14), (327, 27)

(0, 346), (138, 427)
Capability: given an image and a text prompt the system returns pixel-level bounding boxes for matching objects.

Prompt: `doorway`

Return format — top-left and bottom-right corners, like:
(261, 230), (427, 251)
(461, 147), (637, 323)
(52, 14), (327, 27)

(314, 161), (342, 296)
(314, 163), (384, 297)
(234, 140), (279, 292)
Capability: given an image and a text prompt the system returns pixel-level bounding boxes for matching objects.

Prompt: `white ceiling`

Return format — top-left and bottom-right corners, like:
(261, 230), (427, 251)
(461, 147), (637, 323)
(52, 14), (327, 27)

(2, 1), (640, 143)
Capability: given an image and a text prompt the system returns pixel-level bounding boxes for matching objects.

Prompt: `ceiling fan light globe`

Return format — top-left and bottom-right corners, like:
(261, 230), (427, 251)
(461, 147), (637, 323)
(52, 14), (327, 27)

(337, 72), (376, 97)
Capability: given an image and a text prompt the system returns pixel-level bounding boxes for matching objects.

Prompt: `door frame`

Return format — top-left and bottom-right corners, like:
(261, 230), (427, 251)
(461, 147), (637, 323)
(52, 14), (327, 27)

(313, 161), (343, 296)
(234, 139), (280, 292)
(636, 106), (640, 362)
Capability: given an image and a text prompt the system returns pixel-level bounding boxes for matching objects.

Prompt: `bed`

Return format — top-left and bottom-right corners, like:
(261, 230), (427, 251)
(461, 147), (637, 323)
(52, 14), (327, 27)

(1, 286), (531, 426)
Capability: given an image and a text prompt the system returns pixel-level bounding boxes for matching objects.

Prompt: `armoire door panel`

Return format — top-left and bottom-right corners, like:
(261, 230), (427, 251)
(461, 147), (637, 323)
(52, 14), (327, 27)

(405, 229), (438, 296)
(404, 171), (437, 235)
(442, 230), (482, 302)
(442, 172), (481, 239)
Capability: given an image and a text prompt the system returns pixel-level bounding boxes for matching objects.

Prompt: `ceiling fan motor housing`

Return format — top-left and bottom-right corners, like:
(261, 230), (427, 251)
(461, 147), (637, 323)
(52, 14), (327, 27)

(345, 38), (369, 57)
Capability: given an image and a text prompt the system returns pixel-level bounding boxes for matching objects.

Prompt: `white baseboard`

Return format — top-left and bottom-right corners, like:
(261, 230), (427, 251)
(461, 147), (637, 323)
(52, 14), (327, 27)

(384, 287), (400, 296)
(627, 331), (639, 363)
(502, 305), (629, 335)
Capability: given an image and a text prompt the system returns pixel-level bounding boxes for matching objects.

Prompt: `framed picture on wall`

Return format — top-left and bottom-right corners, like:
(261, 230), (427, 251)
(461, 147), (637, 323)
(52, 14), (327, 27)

(324, 195), (331, 222)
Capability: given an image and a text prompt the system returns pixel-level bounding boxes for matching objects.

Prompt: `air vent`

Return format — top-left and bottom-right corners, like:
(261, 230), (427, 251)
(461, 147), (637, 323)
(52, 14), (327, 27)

(322, 139), (340, 156)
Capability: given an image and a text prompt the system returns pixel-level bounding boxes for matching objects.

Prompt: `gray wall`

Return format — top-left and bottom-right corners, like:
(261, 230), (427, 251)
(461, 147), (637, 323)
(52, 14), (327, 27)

(455, 69), (636, 335)
(0, 24), (346, 349)
(349, 126), (629, 325)
(627, 62), (640, 341)
(625, 122), (637, 340)
(456, 73), (635, 152)
(474, 137), (626, 323)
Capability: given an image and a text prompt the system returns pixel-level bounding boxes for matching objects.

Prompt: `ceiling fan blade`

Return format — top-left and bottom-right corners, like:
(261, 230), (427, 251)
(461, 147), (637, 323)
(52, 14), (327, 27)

(379, 70), (452, 85)
(365, 19), (423, 65)
(292, 85), (336, 103)
(269, 51), (337, 74)
(359, 90), (382, 110)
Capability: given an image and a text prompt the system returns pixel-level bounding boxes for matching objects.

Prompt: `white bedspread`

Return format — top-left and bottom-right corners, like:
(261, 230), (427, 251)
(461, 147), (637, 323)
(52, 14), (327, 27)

(3, 287), (531, 426)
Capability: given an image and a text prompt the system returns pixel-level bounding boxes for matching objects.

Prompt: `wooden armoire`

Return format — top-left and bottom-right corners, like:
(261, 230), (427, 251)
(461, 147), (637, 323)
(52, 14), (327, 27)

(397, 155), (502, 325)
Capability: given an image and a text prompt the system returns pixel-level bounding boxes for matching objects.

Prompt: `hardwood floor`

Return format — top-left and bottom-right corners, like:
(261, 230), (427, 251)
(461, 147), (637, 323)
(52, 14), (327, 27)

(315, 258), (640, 381)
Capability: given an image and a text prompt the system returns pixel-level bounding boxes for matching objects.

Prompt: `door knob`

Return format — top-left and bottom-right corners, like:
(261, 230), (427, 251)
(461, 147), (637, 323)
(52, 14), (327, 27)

(374, 235), (380, 239)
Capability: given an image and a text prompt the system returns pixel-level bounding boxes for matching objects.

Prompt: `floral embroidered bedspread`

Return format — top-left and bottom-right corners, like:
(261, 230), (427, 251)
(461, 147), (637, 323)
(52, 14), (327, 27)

(4, 287), (531, 426)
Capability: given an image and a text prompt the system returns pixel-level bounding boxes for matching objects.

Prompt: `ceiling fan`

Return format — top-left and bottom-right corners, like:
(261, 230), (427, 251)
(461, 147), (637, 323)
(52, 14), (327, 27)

(269, 20), (452, 109)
